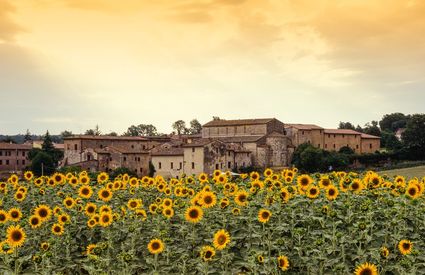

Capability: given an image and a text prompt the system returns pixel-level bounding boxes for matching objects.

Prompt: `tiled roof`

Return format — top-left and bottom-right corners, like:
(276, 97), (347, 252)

(203, 118), (275, 127)
(64, 135), (148, 141)
(285, 124), (323, 130)
(324, 129), (361, 135)
(361, 133), (381, 139)
(95, 146), (149, 154)
(182, 139), (215, 147)
(0, 143), (32, 150)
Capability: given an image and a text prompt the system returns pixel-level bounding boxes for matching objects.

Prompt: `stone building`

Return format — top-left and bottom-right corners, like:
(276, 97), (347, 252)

(0, 143), (32, 173)
(285, 124), (380, 154)
(63, 135), (170, 176)
(201, 118), (294, 168)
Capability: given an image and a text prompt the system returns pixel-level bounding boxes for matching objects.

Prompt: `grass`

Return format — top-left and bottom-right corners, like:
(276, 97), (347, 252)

(378, 165), (425, 179)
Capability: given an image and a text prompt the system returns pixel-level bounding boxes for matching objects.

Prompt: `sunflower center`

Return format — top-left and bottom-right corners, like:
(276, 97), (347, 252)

(205, 251), (212, 258)
(189, 209), (199, 219)
(66, 200), (72, 206)
(11, 230), (22, 241)
(82, 188), (89, 195)
(329, 189), (335, 196)
(11, 211), (19, 218)
(238, 195), (246, 202)
(310, 188), (317, 195)
(261, 212), (270, 219)
(204, 196), (213, 204)
(39, 209), (48, 217)
(0, 214), (5, 221)
(217, 235), (226, 245)
(408, 188), (416, 195)
(88, 207), (95, 213)
(359, 268), (372, 275)
(352, 183), (359, 190)
(130, 202), (137, 208)
(54, 226), (61, 232)
(102, 216), (110, 223)
(152, 242), (160, 250)
(31, 218), (39, 225)
(101, 191), (110, 197)
(402, 243), (410, 250)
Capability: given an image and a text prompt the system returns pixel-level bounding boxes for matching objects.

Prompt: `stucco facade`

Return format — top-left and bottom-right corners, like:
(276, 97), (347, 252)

(0, 143), (32, 173)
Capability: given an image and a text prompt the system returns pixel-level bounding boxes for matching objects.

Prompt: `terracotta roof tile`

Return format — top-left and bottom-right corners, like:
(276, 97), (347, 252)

(203, 118), (275, 127)
(324, 129), (361, 135)
(0, 143), (32, 150)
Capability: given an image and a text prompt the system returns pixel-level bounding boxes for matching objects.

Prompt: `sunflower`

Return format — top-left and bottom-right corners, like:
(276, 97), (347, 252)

(40, 242), (49, 251)
(162, 198), (173, 208)
(129, 177), (139, 188)
(213, 229), (230, 250)
(127, 199), (142, 210)
(354, 262), (378, 275)
(14, 191), (26, 202)
(200, 245), (215, 261)
(198, 173), (209, 183)
(98, 188), (113, 202)
(79, 175), (90, 185)
(220, 198), (230, 209)
(135, 209), (147, 221)
(200, 191), (217, 208)
(99, 212), (113, 227)
(29, 215), (42, 229)
(350, 180), (364, 193)
(53, 206), (62, 216)
(99, 205), (112, 213)
(326, 185), (339, 201)
(277, 255), (289, 271)
(381, 246), (389, 258)
(6, 225), (26, 248)
(52, 173), (65, 185)
(78, 186), (93, 199)
(405, 184), (419, 199)
(257, 255), (264, 264)
(319, 177), (332, 189)
(0, 210), (8, 224)
(87, 218), (97, 228)
(24, 171), (34, 181)
(58, 213), (70, 224)
(280, 188), (290, 203)
(263, 168), (273, 178)
(97, 172), (109, 184)
(147, 239), (164, 254)
(398, 239), (413, 255)
(86, 244), (97, 255)
(234, 190), (249, 206)
(34, 204), (52, 222)
(258, 209), (272, 223)
(297, 174), (313, 191)
(185, 205), (203, 223)
(149, 203), (158, 214)
(213, 170), (221, 178)
(51, 223), (64, 236)
(84, 203), (97, 216)
(306, 185), (320, 199)
(63, 197), (76, 209)
(162, 207), (174, 219)
(232, 208), (241, 215)
(8, 208), (22, 222)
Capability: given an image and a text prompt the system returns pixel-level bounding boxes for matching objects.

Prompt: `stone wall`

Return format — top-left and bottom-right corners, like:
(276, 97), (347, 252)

(361, 138), (380, 154)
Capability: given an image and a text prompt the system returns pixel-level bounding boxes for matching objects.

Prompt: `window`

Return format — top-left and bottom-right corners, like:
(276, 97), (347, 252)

(356, 145), (359, 149)
(22, 151), (25, 157)
(247, 153), (249, 157)
(333, 134), (336, 138)
(318, 144), (320, 148)
(216, 163), (219, 169)
(179, 162), (182, 169)
(0, 160), (2, 165)
(325, 144), (328, 149)
(140, 168), (143, 172)
(16, 160), (19, 164)
(109, 157), (112, 161)
(67, 144), (70, 150)
(192, 162), (195, 169)
(192, 147), (195, 153)
(370, 144), (372, 149)
(142, 145), (146, 150)
(74, 144), (78, 150)
(333, 144), (336, 149)
(228, 162), (231, 168)
(100, 145), (103, 149)
(328, 134), (330, 138)
(235, 162), (238, 168)
(22, 160), (25, 165)
(138, 157), (140, 161)
(171, 162), (174, 169)
(216, 148), (219, 153)
(87, 155), (91, 161)
(220, 163), (223, 168)
(124, 157), (127, 161)
(6, 160), (9, 165)
(302, 131), (305, 135)
(342, 135), (345, 138)
(159, 162), (162, 169)
(0, 151), (2, 156)
(228, 151), (231, 156)
(243, 162), (245, 167)
(131, 145), (134, 149)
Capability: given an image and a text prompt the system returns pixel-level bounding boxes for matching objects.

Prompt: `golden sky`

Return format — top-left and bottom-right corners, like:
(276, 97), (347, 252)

(1, 0), (424, 134)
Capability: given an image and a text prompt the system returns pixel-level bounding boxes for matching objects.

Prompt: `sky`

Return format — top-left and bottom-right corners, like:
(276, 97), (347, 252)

(0, 0), (424, 135)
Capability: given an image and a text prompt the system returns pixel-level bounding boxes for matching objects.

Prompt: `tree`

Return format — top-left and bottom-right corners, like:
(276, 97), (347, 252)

(108, 132), (118, 136)
(401, 114), (425, 159)
(123, 124), (158, 136)
(189, 119), (202, 134)
(172, 120), (187, 135)
(338, 122), (355, 130)
(339, 146), (355, 155)
(24, 129), (32, 142)
(355, 125), (364, 133)
(381, 131), (402, 150)
(379, 113), (408, 132)
(61, 130), (73, 138)
(1, 136), (16, 143)
(85, 125), (101, 136)
(31, 152), (55, 176)
(42, 131), (55, 152)
(213, 116), (221, 121)
(149, 161), (156, 177)
(363, 121), (381, 136)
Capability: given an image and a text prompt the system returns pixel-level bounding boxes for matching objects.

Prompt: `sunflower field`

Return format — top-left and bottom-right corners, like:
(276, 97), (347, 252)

(0, 168), (424, 275)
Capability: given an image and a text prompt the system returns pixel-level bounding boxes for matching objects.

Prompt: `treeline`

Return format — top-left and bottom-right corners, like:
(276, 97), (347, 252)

(294, 112), (425, 172)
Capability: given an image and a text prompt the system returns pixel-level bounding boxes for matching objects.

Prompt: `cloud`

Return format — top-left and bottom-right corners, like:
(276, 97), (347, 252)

(0, 0), (25, 42)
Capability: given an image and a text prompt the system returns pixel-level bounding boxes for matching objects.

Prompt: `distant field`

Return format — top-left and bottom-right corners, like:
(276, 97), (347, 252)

(379, 165), (425, 179)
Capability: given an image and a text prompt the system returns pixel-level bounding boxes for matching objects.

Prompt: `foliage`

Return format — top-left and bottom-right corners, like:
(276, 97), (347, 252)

(338, 122), (356, 130)
(363, 121), (381, 137)
(172, 120), (187, 135)
(149, 161), (156, 177)
(379, 113), (409, 133)
(381, 131), (402, 151)
(401, 114), (425, 160)
(338, 146), (355, 155)
(0, 169), (423, 274)
(124, 124), (159, 137)
(30, 151), (55, 176)
(85, 125), (101, 136)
